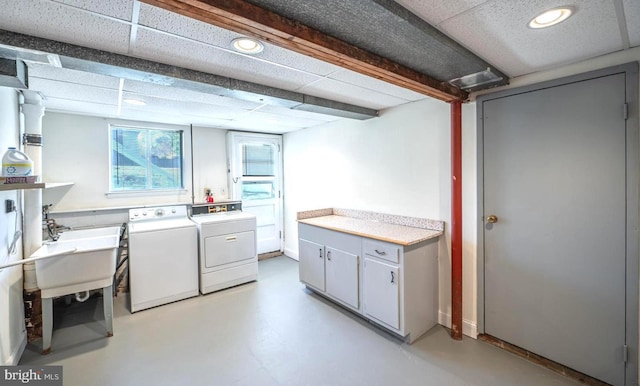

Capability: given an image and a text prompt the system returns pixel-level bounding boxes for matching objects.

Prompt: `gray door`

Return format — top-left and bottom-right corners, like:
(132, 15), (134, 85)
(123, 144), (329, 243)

(483, 73), (626, 385)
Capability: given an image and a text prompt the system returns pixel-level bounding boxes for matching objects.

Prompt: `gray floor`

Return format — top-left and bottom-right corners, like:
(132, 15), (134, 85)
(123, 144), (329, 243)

(20, 256), (578, 386)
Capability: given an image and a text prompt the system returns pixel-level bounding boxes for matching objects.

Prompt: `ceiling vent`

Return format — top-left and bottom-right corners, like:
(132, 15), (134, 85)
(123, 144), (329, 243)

(0, 57), (27, 89)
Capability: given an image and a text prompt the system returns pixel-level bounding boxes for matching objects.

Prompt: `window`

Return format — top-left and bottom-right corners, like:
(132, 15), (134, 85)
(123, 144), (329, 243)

(110, 126), (183, 191)
(240, 143), (277, 200)
(242, 144), (275, 176)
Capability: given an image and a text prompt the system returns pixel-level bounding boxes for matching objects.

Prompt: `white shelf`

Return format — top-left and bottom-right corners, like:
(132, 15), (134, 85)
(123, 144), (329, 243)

(0, 183), (45, 191)
(44, 182), (74, 189)
(0, 181), (74, 191)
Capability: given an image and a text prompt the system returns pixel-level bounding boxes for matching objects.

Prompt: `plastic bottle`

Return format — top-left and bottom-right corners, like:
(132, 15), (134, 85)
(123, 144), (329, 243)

(2, 147), (33, 176)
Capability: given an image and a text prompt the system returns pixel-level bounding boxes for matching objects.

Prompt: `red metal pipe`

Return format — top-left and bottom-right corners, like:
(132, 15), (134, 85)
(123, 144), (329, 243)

(450, 100), (463, 340)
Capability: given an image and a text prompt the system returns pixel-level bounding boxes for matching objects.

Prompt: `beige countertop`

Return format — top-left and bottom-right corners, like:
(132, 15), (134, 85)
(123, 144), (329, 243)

(298, 215), (442, 246)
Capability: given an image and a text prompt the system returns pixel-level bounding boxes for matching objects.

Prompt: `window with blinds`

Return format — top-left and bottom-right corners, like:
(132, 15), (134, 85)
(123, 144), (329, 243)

(240, 143), (276, 199)
(110, 126), (183, 191)
(242, 144), (275, 176)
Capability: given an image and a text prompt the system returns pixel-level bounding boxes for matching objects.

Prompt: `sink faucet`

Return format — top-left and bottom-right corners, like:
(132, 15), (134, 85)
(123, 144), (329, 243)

(44, 219), (60, 241)
(42, 205), (59, 241)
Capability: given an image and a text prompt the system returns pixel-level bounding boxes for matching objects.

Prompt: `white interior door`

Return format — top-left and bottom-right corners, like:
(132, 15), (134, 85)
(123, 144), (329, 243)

(227, 132), (283, 254)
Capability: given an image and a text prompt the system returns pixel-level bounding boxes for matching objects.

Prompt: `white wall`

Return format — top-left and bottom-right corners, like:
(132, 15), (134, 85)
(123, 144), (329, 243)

(192, 126), (229, 203)
(0, 87), (27, 365)
(283, 98), (480, 337)
(41, 114), (232, 212)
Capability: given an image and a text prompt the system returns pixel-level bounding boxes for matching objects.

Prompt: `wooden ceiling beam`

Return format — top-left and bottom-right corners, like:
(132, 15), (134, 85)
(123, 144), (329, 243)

(139, 0), (468, 102)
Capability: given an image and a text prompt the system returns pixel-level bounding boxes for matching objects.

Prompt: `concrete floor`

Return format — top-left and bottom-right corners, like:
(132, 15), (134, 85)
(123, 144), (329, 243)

(20, 256), (579, 386)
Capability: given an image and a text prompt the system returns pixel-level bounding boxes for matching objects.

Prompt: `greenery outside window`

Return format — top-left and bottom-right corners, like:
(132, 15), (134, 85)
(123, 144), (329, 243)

(110, 126), (184, 191)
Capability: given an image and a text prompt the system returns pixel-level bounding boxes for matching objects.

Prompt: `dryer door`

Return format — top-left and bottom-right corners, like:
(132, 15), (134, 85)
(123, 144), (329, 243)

(204, 230), (256, 268)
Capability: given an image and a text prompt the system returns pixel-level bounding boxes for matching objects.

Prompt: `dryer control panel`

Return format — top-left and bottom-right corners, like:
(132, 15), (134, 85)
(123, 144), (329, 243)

(191, 201), (242, 216)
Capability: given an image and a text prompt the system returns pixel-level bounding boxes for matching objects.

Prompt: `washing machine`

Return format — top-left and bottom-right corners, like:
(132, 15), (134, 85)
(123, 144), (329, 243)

(128, 205), (199, 312)
(190, 202), (257, 294)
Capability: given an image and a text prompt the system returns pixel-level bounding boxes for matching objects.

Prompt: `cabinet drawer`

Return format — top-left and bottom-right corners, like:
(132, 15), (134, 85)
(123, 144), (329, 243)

(363, 239), (399, 263)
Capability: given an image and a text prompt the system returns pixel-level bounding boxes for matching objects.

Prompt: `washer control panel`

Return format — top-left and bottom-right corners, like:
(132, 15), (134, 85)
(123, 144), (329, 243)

(129, 205), (186, 222)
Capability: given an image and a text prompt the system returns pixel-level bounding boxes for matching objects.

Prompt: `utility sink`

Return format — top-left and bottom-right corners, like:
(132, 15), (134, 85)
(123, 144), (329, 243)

(31, 235), (119, 298)
(29, 226), (121, 354)
(57, 226), (121, 242)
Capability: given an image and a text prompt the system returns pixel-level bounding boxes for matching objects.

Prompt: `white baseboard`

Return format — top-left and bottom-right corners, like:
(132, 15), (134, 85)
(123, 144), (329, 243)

(3, 331), (27, 366)
(438, 311), (478, 339)
(284, 247), (298, 260)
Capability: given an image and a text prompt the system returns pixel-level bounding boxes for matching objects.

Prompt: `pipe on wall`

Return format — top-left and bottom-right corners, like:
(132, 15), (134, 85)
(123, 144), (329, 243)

(20, 91), (44, 291)
(450, 100), (462, 340)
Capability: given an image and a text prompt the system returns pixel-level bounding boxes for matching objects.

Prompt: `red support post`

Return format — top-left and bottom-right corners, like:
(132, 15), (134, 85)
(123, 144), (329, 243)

(450, 100), (463, 340)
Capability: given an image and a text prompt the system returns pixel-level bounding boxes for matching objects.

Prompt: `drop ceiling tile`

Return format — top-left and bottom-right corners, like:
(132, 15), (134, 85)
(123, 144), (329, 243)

(178, 115), (233, 128)
(28, 63), (121, 89)
(623, 0), (640, 46)
(438, 0), (623, 76)
(132, 29), (323, 91)
(299, 78), (408, 110)
(44, 97), (118, 117)
(393, 0), (488, 25)
(137, 3), (239, 47)
(221, 120), (299, 134)
(225, 110), (328, 133)
(137, 3), (341, 76)
(257, 104), (339, 122)
(51, 0), (134, 21)
(115, 108), (196, 126)
(0, 0), (131, 54)
(328, 69), (425, 101)
(30, 78), (120, 105)
(122, 79), (262, 110)
(121, 92), (251, 120)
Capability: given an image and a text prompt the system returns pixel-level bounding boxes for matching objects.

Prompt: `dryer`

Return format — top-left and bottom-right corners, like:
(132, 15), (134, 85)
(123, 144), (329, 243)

(191, 202), (257, 294)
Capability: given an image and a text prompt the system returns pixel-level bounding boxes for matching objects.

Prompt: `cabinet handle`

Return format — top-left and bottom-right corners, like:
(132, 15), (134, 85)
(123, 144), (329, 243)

(327, 250), (332, 261)
(375, 249), (386, 256)
(225, 236), (237, 241)
(390, 271), (395, 284)
(319, 248), (323, 258)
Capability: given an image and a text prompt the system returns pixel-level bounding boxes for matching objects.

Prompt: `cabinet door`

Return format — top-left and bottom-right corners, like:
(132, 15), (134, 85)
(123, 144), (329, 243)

(325, 247), (359, 309)
(364, 258), (400, 330)
(299, 239), (325, 291)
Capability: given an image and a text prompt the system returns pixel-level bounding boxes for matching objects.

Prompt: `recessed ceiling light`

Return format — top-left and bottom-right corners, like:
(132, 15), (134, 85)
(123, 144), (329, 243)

(232, 37), (264, 54)
(123, 98), (146, 106)
(529, 7), (573, 29)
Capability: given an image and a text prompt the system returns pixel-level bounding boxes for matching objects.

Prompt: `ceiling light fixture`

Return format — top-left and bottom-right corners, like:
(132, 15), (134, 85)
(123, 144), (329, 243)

(529, 7), (573, 29)
(232, 37), (264, 54)
(123, 98), (146, 106)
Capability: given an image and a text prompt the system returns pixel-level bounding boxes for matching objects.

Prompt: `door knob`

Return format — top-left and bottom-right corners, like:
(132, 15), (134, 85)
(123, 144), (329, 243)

(486, 215), (498, 224)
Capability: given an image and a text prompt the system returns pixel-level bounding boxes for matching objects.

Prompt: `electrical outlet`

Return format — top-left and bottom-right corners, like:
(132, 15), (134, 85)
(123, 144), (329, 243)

(5, 199), (16, 213)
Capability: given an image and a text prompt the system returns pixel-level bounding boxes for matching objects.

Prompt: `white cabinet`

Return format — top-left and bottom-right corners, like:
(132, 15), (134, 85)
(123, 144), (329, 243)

(298, 221), (439, 343)
(326, 247), (359, 308)
(363, 257), (400, 329)
(299, 223), (361, 310)
(362, 238), (401, 329)
(299, 238), (325, 291)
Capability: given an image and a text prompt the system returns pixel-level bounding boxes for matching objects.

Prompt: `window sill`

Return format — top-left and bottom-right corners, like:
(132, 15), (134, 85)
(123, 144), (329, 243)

(105, 189), (189, 198)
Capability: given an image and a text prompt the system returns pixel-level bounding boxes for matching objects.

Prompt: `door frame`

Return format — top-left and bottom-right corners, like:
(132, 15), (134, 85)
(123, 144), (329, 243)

(227, 131), (284, 253)
(476, 62), (638, 381)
